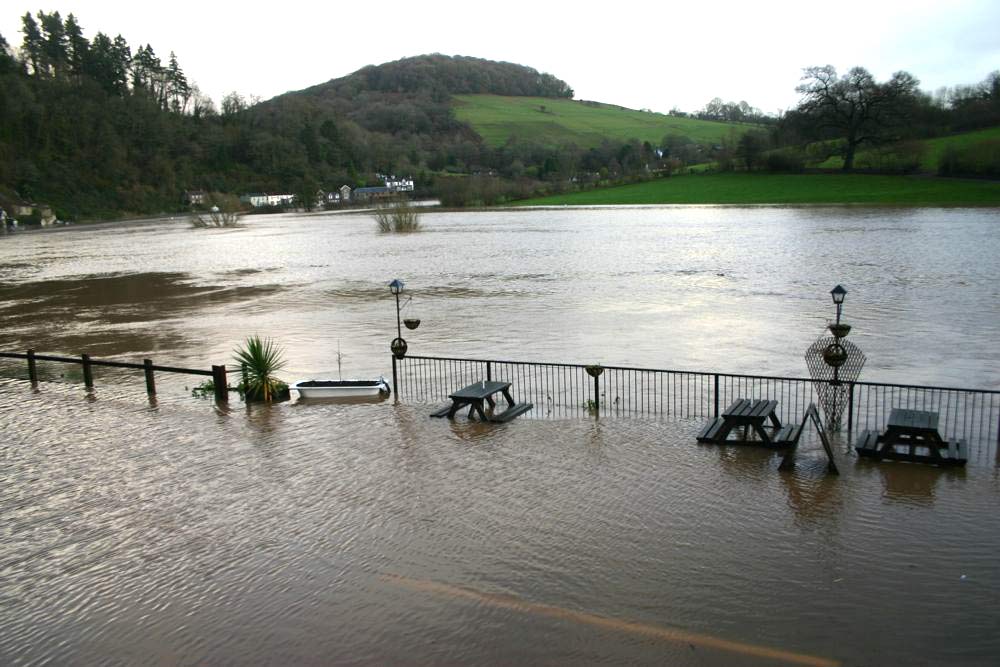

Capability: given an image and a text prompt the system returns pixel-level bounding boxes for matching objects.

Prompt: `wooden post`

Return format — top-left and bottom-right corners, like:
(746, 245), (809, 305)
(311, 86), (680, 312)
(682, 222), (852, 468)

(143, 358), (156, 395)
(486, 361), (492, 382)
(241, 363), (249, 392)
(26, 349), (38, 383)
(391, 355), (398, 404)
(81, 353), (94, 389)
(212, 365), (228, 402)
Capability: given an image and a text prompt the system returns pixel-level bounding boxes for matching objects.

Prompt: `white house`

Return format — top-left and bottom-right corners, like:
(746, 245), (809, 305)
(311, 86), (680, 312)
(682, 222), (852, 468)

(240, 193), (296, 208)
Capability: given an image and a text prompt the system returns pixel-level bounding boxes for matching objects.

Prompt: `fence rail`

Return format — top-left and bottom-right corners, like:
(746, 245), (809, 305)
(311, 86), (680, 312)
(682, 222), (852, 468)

(0, 350), (228, 401)
(394, 355), (1000, 464)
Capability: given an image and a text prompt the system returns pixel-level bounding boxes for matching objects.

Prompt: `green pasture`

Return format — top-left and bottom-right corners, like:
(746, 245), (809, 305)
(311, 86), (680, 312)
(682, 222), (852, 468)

(453, 95), (751, 148)
(514, 173), (1000, 206)
(816, 126), (1000, 171)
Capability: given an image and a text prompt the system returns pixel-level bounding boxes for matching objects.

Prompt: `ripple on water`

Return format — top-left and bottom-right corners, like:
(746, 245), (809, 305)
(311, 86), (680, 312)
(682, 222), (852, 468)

(1, 377), (999, 665)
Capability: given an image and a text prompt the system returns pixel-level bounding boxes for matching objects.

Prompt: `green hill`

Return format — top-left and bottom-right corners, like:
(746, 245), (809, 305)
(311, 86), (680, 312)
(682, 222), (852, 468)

(453, 94), (751, 148)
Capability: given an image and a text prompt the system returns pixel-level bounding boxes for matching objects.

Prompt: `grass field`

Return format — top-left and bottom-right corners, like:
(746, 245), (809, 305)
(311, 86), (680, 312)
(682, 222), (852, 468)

(817, 126), (1000, 171)
(453, 95), (751, 148)
(513, 173), (1000, 206)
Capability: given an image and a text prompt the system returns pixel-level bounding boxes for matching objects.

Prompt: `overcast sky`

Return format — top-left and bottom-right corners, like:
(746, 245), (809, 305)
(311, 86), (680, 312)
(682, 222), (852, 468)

(3, 0), (998, 114)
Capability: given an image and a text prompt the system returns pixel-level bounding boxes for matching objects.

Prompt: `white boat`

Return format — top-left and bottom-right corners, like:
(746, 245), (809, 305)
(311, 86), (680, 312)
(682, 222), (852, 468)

(291, 378), (391, 399)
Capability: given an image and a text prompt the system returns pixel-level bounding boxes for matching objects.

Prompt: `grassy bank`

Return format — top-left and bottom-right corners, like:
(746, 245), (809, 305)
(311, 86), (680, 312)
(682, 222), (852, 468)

(817, 126), (1000, 171)
(513, 173), (1000, 206)
(453, 94), (750, 148)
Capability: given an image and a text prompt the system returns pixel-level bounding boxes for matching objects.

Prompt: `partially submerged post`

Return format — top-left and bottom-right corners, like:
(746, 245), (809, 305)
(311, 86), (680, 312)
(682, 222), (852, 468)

(585, 365), (604, 416)
(81, 353), (94, 389)
(212, 365), (228, 403)
(143, 358), (156, 395)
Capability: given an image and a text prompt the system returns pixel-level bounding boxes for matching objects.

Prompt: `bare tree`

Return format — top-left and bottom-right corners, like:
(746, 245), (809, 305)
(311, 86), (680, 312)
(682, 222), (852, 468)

(796, 66), (920, 170)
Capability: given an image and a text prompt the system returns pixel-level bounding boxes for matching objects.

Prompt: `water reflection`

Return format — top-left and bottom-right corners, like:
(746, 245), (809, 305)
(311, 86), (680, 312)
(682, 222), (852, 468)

(872, 461), (967, 506)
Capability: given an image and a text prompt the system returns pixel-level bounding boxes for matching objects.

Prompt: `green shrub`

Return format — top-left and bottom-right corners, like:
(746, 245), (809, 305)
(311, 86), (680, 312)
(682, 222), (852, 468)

(938, 140), (1000, 178)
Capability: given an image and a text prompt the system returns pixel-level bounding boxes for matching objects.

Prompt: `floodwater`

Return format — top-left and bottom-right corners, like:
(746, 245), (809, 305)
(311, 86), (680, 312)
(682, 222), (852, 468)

(2, 207), (1000, 665)
(0, 207), (998, 387)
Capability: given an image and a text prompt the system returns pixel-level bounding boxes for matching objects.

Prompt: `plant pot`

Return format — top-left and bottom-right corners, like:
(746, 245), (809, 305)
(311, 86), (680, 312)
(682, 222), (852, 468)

(585, 365), (604, 378)
(243, 384), (291, 403)
(403, 318), (421, 330)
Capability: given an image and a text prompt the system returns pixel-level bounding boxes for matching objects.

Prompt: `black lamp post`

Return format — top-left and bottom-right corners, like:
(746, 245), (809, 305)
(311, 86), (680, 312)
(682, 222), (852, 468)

(389, 279), (407, 359)
(831, 284), (847, 326)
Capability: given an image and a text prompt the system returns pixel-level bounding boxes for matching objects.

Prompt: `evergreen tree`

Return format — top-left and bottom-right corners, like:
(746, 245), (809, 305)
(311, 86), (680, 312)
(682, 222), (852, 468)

(64, 13), (89, 78)
(38, 10), (68, 77)
(20, 12), (43, 75)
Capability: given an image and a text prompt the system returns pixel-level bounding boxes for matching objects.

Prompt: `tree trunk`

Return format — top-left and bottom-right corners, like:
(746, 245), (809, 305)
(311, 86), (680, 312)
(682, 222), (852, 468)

(842, 143), (856, 171)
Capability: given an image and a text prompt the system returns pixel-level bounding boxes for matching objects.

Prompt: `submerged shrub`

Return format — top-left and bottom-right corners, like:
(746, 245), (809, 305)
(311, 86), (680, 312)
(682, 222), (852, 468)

(373, 196), (421, 232)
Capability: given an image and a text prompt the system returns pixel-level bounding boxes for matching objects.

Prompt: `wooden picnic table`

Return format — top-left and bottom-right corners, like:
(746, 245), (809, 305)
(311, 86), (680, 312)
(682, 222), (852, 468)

(697, 398), (790, 446)
(855, 408), (967, 466)
(430, 380), (532, 423)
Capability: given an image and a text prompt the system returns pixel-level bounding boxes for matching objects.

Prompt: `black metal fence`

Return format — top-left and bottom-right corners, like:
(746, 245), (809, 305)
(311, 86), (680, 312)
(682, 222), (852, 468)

(394, 355), (1000, 463)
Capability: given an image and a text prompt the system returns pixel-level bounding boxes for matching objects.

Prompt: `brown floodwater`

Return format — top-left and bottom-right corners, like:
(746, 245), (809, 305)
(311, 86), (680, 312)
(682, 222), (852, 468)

(2, 379), (999, 665)
(2, 207), (999, 665)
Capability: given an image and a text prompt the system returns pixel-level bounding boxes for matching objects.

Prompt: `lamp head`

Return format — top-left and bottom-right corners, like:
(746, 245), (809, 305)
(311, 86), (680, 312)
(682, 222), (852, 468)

(830, 284), (847, 305)
(389, 279), (404, 295)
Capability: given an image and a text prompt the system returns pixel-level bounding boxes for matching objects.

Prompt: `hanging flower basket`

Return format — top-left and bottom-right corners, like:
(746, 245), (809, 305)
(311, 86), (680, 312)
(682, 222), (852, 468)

(403, 318), (421, 330)
(822, 343), (848, 368)
(585, 365), (604, 378)
(828, 323), (852, 339)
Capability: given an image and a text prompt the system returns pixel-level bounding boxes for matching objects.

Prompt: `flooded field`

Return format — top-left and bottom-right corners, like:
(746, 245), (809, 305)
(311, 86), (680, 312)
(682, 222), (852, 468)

(0, 206), (998, 387)
(2, 206), (999, 664)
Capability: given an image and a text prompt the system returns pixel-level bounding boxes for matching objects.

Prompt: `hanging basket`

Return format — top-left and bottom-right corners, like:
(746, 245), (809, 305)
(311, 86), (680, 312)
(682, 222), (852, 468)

(585, 365), (604, 378)
(822, 343), (848, 368)
(403, 318), (421, 330)
(828, 323), (852, 339)
(390, 337), (408, 359)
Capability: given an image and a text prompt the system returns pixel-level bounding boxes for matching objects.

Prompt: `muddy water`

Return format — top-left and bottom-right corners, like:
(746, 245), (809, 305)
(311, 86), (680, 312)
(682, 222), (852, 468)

(1, 379), (999, 665)
(0, 206), (998, 387)
(1, 207), (1000, 664)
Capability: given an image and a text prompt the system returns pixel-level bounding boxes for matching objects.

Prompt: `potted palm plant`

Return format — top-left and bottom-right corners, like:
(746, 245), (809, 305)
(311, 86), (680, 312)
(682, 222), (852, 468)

(233, 335), (290, 402)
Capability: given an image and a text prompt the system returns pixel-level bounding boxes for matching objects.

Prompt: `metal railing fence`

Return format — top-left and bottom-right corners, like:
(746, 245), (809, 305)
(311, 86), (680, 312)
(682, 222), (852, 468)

(394, 355), (1000, 463)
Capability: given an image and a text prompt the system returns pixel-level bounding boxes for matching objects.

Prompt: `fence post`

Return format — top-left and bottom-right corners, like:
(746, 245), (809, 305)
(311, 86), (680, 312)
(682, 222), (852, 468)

(391, 355), (398, 404)
(714, 374), (719, 418)
(81, 353), (94, 389)
(486, 361), (492, 382)
(241, 363), (249, 391)
(847, 382), (854, 434)
(27, 349), (38, 383)
(593, 375), (600, 416)
(212, 365), (228, 402)
(143, 358), (156, 395)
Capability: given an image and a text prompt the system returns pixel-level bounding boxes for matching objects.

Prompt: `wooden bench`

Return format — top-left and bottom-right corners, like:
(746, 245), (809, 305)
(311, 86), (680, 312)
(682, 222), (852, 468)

(696, 417), (726, 443)
(771, 422), (804, 446)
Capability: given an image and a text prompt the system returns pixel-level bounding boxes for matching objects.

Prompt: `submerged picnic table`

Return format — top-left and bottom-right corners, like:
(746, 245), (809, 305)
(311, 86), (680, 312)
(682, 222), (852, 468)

(855, 408), (967, 466)
(697, 398), (802, 447)
(431, 380), (533, 423)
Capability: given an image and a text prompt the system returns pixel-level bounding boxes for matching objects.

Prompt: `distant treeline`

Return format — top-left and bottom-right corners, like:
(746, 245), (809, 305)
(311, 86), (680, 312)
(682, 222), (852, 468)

(1, 10), (998, 220)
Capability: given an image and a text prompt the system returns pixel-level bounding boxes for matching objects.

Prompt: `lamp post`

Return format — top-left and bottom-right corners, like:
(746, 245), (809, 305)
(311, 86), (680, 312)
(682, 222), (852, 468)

(389, 278), (420, 400)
